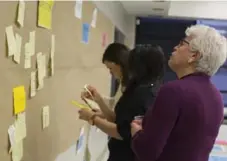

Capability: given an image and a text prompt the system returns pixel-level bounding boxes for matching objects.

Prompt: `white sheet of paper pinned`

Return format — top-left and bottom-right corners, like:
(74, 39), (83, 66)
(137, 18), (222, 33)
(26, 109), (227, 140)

(91, 8), (97, 28)
(8, 124), (16, 152)
(50, 35), (55, 76)
(29, 31), (35, 56)
(14, 33), (22, 64)
(42, 54), (46, 78)
(37, 52), (44, 90)
(76, 127), (85, 154)
(17, 0), (25, 27)
(75, 0), (83, 19)
(14, 112), (26, 143)
(30, 71), (36, 97)
(6, 26), (17, 57)
(24, 43), (31, 69)
(12, 140), (23, 161)
(42, 105), (50, 129)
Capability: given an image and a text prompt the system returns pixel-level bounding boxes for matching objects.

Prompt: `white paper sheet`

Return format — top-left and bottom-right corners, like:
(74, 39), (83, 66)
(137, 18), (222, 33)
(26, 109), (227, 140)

(24, 43), (31, 69)
(30, 71), (36, 97)
(74, 0), (83, 19)
(8, 124), (16, 152)
(91, 8), (97, 28)
(29, 31), (35, 56)
(6, 26), (17, 57)
(14, 112), (26, 143)
(50, 35), (55, 76)
(42, 105), (50, 129)
(14, 33), (22, 64)
(37, 52), (44, 90)
(17, 0), (25, 27)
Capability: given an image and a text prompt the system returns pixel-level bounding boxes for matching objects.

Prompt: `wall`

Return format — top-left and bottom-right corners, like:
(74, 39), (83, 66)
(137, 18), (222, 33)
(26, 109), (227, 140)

(55, 1), (135, 161)
(93, 1), (136, 49)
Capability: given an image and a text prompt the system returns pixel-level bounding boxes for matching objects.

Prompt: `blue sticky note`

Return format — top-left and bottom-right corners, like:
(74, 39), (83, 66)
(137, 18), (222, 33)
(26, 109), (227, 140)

(82, 23), (90, 44)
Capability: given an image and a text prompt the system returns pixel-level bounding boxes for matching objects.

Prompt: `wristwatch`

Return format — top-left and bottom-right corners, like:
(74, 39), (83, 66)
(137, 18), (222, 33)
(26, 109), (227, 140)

(88, 114), (97, 125)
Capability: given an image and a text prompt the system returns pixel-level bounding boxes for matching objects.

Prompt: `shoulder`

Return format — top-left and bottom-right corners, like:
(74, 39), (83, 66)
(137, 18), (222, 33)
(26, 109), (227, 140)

(158, 80), (185, 98)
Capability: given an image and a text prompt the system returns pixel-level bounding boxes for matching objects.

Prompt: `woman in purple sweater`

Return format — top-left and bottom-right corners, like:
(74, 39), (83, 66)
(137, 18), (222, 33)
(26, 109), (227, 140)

(131, 24), (227, 161)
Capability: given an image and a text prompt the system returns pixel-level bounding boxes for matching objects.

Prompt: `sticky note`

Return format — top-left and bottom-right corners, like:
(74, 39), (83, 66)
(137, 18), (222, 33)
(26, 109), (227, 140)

(91, 8), (97, 28)
(13, 86), (26, 115)
(37, 52), (44, 90)
(38, 0), (54, 29)
(29, 31), (35, 56)
(14, 112), (27, 143)
(50, 35), (55, 76)
(71, 100), (90, 109)
(42, 105), (50, 129)
(12, 140), (23, 161)
(82, 23), (90, 44)
(24, 43), (31, 69)
(30, 71), (36, 97)
(17, 0), (25, 27)
(74, 0), (82, 19)
(8, 124), (16, 152)
(13, 33), (22, 64)
(6, 26), (17, 57)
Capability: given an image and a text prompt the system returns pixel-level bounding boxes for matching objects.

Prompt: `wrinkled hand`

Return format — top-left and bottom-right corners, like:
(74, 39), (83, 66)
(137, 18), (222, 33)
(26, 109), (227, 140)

(81, 85), (102, 103)
(131, 120), (143, 137)
(78, 108), (95, 121)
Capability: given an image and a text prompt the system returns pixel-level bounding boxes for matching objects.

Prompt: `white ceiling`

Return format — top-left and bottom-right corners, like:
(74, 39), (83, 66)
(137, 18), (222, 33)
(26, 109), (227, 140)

(120, 1), (171, 16)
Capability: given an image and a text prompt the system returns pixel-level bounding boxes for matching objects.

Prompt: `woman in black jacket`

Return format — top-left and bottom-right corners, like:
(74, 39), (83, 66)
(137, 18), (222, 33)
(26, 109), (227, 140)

(78, 45), (165, 161)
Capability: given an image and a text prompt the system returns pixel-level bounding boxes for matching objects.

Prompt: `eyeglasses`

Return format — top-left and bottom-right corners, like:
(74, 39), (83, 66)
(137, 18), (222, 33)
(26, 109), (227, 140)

(179, 39), (190, 46)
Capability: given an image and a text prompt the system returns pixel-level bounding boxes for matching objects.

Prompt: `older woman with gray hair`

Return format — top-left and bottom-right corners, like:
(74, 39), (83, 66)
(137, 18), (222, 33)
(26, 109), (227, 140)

(131, 24), (227, 161)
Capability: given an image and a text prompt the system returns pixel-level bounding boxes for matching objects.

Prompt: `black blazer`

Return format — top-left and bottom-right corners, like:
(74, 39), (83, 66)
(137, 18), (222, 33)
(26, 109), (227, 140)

(107, 80), (159, 161)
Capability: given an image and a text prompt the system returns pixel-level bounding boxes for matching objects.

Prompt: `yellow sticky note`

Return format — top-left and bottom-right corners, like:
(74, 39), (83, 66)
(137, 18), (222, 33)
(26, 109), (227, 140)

(12, 140), (23, 161)
(38, 0), (54, 29)
(13, 86), (26, 114)
(71, 100), (90, 109)
(14, 112), (26, 143)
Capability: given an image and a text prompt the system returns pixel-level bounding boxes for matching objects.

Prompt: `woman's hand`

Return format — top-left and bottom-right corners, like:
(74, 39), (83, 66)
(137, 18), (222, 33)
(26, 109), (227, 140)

(81, 85), (102, 103)
(92, 108), (105, 118)
(78, 108), (95, 121)
(131, 120), (143, 137)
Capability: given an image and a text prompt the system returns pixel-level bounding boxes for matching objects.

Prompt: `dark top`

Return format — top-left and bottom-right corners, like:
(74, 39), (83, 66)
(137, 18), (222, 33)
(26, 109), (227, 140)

(132, 73), (224, 161)
(108, 81), (158, 161)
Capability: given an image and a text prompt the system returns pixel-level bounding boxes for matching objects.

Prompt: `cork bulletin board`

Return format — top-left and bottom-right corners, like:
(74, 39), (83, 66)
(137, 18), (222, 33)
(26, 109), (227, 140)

(0, 1), (114, 161)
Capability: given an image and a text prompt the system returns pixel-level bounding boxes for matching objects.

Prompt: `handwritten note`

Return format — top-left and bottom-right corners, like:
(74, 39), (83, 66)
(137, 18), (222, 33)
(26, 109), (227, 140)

(8, 124), (16, 152)
(29, 31), (35, 56)
(38, 0), (54, 29)
(50, 35), (55, 76)
(12, 140), (23, 161)
(13, 86), (26, 115)
(30, 71), (36, 97)
(91, 8), (97, 28)
(14, 33), (22, 64)
(42, 105), (50, 129)
(14, 112), (27, 143)
(37, 52), (44, 90)
(6, 26), (17, 57)
(75, 0), (83, 19)
(24, 43), (31, 69)
(17, 0), (25, 27)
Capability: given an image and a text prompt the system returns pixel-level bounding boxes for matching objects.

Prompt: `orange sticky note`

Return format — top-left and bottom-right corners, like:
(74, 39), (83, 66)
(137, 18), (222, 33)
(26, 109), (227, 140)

(13, 86), (26, 114)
